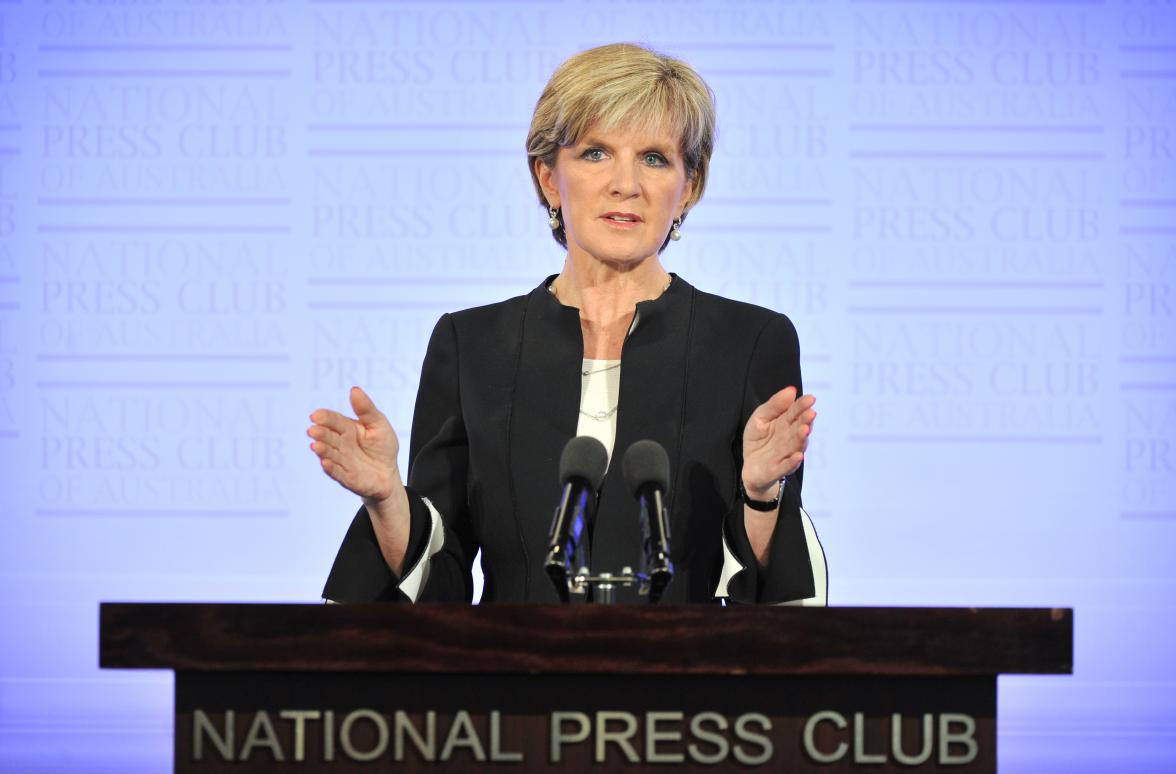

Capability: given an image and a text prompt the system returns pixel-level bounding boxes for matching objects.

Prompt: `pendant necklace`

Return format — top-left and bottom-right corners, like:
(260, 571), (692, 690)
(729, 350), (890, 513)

(580, 361), (619, 420)
(582, 361), (621, 377)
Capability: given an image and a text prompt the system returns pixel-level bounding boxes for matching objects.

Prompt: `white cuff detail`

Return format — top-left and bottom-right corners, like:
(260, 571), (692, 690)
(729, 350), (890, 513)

(713, 506), (827, 605)
(713, 530), (745, 599)
(777, 506), (827, 607)
(398, 496), (446, 602)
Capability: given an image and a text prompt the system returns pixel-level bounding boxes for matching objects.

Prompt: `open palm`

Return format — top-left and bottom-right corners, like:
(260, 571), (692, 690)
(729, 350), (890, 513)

(307, 386), (401, 505)
(741, 386), (816, 498)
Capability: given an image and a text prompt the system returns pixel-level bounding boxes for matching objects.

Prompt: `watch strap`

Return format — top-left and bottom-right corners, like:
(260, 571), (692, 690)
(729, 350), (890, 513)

(740, 477), (785, 512)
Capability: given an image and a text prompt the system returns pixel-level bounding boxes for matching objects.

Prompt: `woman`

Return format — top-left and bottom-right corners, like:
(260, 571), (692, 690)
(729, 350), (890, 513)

(309, 43), (825, 605)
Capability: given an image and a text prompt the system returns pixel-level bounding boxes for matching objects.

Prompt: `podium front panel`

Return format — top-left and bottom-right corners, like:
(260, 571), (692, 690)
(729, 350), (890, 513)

(176, 671), (996, 773)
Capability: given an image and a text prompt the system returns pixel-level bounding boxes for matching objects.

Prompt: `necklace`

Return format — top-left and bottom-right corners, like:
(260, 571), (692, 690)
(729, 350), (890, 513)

(580, 360), (619, 418)
(582, 361), (620, 376)
(579, 405), (618, 421)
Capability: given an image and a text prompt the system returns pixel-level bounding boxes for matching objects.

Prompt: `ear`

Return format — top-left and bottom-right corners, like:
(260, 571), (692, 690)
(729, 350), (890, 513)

(677, 169), (697, 218)
(535, 157), (561, 209)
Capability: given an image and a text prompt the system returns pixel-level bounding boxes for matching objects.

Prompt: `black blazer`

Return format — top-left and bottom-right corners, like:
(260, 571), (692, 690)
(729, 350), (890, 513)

(323, 275), (817, 604)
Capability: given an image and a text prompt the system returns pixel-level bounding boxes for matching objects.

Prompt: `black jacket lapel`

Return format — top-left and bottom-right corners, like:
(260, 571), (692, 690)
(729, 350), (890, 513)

(509, 279), (583, 600)
(591, 277), (693, 602)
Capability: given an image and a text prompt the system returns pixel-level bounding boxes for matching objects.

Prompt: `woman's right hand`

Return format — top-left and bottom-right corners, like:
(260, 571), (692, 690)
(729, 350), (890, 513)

(308, 386), (402, 507)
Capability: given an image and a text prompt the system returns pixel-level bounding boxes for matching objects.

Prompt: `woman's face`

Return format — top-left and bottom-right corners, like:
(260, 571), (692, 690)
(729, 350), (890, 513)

(537, 123), (695, 270)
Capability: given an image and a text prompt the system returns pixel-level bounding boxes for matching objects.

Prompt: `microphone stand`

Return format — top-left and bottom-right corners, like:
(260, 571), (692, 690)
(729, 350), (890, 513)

(547, 510), (672, 604)
(556, 504), (663, 604)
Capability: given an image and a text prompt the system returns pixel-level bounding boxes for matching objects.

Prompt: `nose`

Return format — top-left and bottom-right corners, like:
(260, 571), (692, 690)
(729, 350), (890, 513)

(608, 156), (640, 198)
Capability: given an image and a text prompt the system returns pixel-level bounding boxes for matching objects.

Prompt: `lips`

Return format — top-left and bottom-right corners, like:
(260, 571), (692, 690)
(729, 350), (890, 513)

(601, 212), (642, 223)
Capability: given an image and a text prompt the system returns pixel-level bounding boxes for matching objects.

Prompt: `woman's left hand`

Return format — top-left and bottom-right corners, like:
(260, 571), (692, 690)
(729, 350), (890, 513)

(741, 386), (817, 502)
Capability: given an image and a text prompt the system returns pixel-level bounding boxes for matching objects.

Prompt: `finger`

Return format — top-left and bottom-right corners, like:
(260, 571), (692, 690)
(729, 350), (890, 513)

(312, 440), (356, 477)
(312, 436), (355, 464)
(782, 393), (817, 425)
(350, 386), (384, 424)
(776, 407), (816, 431)
(310, 408), (355, 436)
(796, 424), (812, 452)
(767, 420), (812, 466)
(319, 456), (348, 483)
(307, 423), (344, 448)
(310, 439), (339, 463)
(766, 402), (813, 446)
(752, 385), (797, 423)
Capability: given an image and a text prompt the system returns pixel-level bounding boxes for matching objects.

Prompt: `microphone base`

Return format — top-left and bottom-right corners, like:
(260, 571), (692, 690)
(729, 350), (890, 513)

(566, 566), (659, 604)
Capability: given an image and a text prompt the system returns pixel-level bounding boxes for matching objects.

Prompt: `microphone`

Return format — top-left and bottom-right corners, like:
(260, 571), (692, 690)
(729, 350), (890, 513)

(622, 440), (673, 604)
(545, 435), (608, 602)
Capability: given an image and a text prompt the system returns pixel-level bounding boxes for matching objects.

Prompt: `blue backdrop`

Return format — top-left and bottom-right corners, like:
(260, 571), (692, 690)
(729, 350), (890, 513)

(0, 0), (1174, 771)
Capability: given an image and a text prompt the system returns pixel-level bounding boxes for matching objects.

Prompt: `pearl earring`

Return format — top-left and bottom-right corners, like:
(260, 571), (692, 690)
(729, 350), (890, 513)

(670, 217), (682, 241)
(548, 206), (560, 230)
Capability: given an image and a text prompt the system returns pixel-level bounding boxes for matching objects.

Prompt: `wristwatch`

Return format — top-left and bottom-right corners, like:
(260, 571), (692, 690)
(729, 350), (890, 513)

(740, 477), (785, 512)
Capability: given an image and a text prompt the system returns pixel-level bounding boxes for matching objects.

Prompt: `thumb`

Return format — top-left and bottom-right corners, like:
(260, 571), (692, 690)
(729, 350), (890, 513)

(349, 386), (382, 423)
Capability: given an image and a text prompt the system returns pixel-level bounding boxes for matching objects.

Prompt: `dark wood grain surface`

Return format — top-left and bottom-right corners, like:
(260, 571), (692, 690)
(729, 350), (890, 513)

(99, 603), (1072, 676)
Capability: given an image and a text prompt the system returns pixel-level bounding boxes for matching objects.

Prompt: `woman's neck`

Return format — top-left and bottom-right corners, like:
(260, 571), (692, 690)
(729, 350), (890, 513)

(550, 254), (671, 360)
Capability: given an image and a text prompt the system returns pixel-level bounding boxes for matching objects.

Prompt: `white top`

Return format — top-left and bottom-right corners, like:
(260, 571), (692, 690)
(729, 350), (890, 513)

(575, 359), (621, 466)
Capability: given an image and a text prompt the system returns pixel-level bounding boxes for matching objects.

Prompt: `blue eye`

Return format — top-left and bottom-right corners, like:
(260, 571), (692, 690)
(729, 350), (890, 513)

(582, 148), (605, 161)
(644, 153), (668, 166)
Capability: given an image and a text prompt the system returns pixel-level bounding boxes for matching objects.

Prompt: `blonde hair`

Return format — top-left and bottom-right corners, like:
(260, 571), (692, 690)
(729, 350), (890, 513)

(526, 43), (716, 250)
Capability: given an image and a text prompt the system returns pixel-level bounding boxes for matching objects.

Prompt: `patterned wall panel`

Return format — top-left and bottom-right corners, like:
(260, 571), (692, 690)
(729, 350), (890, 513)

(0, 1), (1172, 771)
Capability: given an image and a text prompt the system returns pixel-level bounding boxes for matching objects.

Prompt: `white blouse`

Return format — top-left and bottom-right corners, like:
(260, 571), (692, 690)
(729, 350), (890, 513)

(575, 358), (621, 467)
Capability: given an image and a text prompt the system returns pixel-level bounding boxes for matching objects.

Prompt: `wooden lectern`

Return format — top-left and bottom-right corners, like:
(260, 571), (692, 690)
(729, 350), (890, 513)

(99, 604), (1071, 772)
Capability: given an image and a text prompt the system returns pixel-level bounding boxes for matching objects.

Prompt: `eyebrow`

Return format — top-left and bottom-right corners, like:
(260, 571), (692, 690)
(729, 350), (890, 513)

(580, 136), (677, 156)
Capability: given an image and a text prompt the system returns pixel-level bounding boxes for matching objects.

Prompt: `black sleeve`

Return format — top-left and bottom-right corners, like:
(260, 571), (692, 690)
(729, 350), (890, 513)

(319, 496), (432, 603)
(322, 314), (476, 602)
(722, 314), (818, 604)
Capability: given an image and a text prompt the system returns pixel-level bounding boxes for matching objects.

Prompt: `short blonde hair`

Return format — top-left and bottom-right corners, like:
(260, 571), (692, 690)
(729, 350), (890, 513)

(526, 43), (716, 249)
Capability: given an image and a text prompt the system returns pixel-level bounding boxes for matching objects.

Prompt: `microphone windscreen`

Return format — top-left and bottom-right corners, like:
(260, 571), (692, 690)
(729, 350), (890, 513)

(621, 439), (671, 497)
(559, 435), (609, 490)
